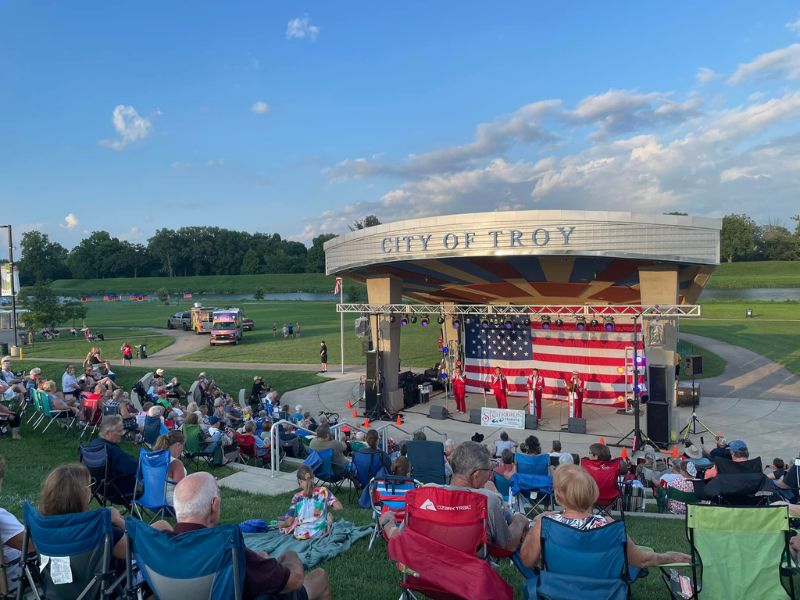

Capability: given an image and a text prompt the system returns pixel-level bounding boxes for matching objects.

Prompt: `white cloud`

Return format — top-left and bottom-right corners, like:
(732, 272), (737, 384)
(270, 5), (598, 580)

(787, 16), (800, 34)
(695, 67), (720, 84)
(206, 159), (226, 168)
(60, 213), (79, 230)
(171, 161), (192, 170)
(251, 101), (270, 115)
(286, 16), (319, 41)
(728, 43), (800, 84)
(99, 105), (154, 150)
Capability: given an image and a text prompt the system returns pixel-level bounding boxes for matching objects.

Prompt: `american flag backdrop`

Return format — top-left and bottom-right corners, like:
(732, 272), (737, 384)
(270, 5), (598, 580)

(463, 316), (642, 408)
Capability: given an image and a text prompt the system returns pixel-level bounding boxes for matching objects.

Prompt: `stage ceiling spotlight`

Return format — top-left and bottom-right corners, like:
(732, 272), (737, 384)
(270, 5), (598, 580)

(410, 315), (417, 324)
(389, 315), (396, 323)
(504, 319), (514, 330)
(575, 316), (586, 330)
(464, 317), (472, 325)
(604, 316), (615, 331)
(541, 316), (552, 329)
(590, 318), (599, 328)
(400, 315), (409, 327)
(480, 319), (490, 329)
(437, 315), (445, 325)
(523, 318), (531, 327)
(420, 315), (429, 327)
(452, 318), (461, 329)
(555, 318), (564, 327)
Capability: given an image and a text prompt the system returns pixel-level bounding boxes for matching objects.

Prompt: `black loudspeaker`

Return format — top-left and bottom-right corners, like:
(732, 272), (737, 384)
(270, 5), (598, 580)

(365, 351), (381, 418)
(676, 385), (700, 407)
(685, 355), (703, 377)
(429, 405), (449, 420)
(469, 409), (481, 425)
(648, 365), (668, 404)
(525, 414), (538, 430)
(567, 417), (586, 434)
(646, 400), (671, 447)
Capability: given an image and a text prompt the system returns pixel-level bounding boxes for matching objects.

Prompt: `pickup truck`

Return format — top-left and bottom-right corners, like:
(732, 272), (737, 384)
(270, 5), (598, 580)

(167, 311), (192, 330)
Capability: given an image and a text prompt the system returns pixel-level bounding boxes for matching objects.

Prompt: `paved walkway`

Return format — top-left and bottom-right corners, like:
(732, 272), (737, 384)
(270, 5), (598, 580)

(681, 332), (800, 401)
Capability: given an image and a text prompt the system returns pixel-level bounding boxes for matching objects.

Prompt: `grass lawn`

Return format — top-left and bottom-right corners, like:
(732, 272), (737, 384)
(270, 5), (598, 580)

(0, 420), (693, 599)
(682, 301), (800, 375)
(676, 339), (726, 380)
(707, 261), (800, 289)
(18, 328), (173, 360)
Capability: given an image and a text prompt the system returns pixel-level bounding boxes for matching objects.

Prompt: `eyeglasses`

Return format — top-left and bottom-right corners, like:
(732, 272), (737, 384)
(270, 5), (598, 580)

(473, 467), (493, 475)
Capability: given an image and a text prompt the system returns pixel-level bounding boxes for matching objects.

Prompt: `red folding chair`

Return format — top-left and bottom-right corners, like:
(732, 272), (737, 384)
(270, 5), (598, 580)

(235, 433), (268, 466)
(388, 487), (513, 600)
(581, 458), (624, 517)
(79, 392), (103, 440)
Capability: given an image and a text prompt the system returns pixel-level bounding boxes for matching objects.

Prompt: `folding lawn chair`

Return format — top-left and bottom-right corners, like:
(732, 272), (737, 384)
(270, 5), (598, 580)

(581, 458), (623, 517)
(660, 504), (796, 599)
(514, 516), (639, 600)
(309, 448), (350, 494)
(511, 453), (553, 516)
(78, 393), (103, 440)
(235, 433), (268, 467)
(143, 416), (164, 448)
(131, 448), (175, 523)
(37, 391), (74, 434)
(124, 517), (246, 600)
(405, 440), (447, 484)
(78, 443), (134, 511)
(387, 486), (513, 600)
(694, 457), (776, 506)
(16, 502), (124, 600)
(351, 451), (385, 497)
(182, 423), (217, 469)
(367, 475), (420, 550)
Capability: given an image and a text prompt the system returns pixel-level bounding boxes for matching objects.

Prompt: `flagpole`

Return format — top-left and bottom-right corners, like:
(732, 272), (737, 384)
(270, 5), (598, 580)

(339, 281), (345, 374)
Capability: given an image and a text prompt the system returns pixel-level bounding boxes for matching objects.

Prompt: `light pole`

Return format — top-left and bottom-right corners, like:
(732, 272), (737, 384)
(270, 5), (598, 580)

(0, 226), (18, 348)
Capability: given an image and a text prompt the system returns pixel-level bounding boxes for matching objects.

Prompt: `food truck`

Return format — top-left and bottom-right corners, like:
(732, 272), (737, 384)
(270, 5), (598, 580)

(210, 308), (243, 345)
(190, 305), (218, 334)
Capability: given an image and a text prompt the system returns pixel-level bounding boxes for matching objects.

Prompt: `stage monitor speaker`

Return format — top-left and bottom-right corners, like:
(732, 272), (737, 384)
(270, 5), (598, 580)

(646, 400), (671, 447)
(525, 414), (538, 430)
(365, 351), (381, 418)
(685, 355), (703, 377)
(429, 405), (449, 420)
(648, 365), (669, 405)
(567, 417), (586, 434)
(676, 385), (701, 407)
(469, 409), (481, 425)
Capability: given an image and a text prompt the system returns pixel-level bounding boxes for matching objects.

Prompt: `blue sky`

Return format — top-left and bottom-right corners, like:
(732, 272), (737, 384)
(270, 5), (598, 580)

(2, 1), (800, 249)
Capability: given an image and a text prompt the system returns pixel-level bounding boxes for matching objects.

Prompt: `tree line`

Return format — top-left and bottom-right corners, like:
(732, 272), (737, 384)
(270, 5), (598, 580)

(720, 213), (800, 263)
(16, 216), (382, 286)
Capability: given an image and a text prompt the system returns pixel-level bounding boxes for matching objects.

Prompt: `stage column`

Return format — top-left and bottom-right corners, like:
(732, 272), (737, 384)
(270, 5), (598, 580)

(638, 266), (679, 406)
(366, 276), (404, 413)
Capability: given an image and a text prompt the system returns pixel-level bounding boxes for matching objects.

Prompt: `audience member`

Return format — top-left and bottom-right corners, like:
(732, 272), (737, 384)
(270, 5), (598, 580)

(309, 424), (349, 472)
(153, 431), (187, 506)
(523, 435), (541, 455)
(703, 439), (750, 480)
(666, 460), (696, 515)
(391, 456), (412, 477)
(494, 431), (518, 457)
(169, 472), (331, 599)
(549, 440), (562, 457)
(706, 435), (731, 461)
(0, 401), (21, 439)
(355, 429), (392, 471)
(494, 449), (516, 480)
(61, 364), (81, 402)
(588, 443), (612, 462)
(43, 380), (80, 417)
(277, 466), (343, 540)
(0, 456), (29, 592)
(87, 416), (138, 498)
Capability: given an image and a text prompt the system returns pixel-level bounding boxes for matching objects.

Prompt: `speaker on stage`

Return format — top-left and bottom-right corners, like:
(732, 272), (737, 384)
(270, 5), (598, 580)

(646, 365), (671, 447)
(429, 405), (449, 420)
(685, 355), (703, 377)
(525, 414), (538, 430)
(676, 385), (700, 406)
(567, 417), (586, 434)
(469, 409), (481, 425)
(365, 351), (381, 419)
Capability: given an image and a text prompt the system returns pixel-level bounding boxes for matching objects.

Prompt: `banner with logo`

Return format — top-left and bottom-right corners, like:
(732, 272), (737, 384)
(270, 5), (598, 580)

(0, 264), (20, 297)
(480, 407), (526, 430)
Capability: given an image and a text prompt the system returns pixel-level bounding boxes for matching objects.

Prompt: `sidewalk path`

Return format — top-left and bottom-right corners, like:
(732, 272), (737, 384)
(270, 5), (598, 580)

(681, 332), (800, 401)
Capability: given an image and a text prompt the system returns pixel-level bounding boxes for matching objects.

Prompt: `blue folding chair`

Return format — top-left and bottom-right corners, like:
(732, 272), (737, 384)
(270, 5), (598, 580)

(78, 443), (134, 510)
(351, 451), (385, 493)
(125, 517), (246, 600)
(310, 448), (350, 494)
(368, 475), (420, 550)
(512, 453), (553, 516)
(16, 502), (122, 600)
(143, 416), (166, 448)
(131, 448), (175, 523)
(514, 517), (637, 600)
(405, 440), (447, 484)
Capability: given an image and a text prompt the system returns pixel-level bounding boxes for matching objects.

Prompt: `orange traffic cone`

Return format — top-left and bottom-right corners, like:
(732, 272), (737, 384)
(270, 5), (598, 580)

(396, 414), (403, 425)
(352, 408), (358, 418)
(671, 446), (679, 457)
(363, 418), (370, 428)
(599, 437), (606, 445)
(346, 399), (352, 409)
(620, 447), (628, 460)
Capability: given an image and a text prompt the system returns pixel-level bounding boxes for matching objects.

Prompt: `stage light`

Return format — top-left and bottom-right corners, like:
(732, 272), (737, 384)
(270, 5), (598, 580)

(410, 315), (417, 324)
(523, 318), (531, 327)
(480, 319), (490, 329)
(590, 318), (599, 328)
(437, 316), (445, 325)
(441, 372), (448, 379)
(420, 315), (429, 327)
(541, 316), (551, 330)
(575, 316), (586, 331)
(400, 315), (409, 327)
(464, 317), (472, 325)
(604, 316), (615, 331)
(390, 315), (396, 323)
(555, 318), (564, 327)
(635, 355), (644, 365)
(504, 319), (513, 330)
(452, 318), (460, 329)
(442, 347), (449, 355)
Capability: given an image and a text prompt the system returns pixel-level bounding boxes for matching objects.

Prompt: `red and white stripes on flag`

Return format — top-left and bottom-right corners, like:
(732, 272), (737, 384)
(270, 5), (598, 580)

(333, 276), (342, 296)
(464, 321), (642, 408)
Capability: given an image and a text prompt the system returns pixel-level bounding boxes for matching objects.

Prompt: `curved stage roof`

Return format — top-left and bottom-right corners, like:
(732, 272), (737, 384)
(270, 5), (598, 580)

(325, 210), (721, 305)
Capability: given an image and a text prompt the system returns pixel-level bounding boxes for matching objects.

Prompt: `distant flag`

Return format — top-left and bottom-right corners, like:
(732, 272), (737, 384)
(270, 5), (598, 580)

(333, 276), (342, 296)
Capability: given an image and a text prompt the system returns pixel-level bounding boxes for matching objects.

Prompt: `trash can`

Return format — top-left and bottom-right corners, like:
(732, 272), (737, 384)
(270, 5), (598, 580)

(0, 343), (8, 356)
(9, 346), (19, 358)
(418, 383), (431, 403)
(139, 344), (148, 359)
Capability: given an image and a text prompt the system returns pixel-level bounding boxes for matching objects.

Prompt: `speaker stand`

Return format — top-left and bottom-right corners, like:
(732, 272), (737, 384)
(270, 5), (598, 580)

(678, 375), (714, 442)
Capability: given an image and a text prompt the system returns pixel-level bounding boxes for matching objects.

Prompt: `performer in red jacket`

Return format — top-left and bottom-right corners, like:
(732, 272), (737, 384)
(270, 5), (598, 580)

(452, 366), (467, 413)
(565, 371), (584, 418)
(490, 367), (508, 409)
(526, 368), (545, 419)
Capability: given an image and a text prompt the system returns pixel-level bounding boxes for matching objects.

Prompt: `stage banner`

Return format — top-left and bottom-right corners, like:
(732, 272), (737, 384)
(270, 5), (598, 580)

(0, 264), (20, 297)
(480, 407), (526, 430)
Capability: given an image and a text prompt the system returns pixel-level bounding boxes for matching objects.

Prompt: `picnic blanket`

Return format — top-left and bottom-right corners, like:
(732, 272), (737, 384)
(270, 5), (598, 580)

(243, 520), (373, 568)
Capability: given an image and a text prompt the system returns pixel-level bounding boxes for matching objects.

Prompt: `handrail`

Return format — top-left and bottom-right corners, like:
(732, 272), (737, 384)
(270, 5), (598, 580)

(371, 422), (412, 453)
(412, 425), (448, 441)
(269, 419), (305, 477)
(330, 420), (368, 442)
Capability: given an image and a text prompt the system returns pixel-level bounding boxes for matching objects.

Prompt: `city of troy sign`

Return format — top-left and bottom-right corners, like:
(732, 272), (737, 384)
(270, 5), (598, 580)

(380, 226), (576, 254)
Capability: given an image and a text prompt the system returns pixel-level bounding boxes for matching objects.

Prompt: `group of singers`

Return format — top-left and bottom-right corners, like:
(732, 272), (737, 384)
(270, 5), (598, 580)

(450, 366), (585, 418)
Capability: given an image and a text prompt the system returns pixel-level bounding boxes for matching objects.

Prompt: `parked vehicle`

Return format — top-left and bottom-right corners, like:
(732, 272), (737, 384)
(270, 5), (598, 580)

(242, 312), (255, 331)
(210, 308), (243, 345)
(167, 311), (191, 330)
(191, 306), (218, 334)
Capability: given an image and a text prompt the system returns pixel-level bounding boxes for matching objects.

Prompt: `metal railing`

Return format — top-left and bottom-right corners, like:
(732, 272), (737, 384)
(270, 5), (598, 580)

(412, 425), (448, 441)
(269, 419), (303, 477)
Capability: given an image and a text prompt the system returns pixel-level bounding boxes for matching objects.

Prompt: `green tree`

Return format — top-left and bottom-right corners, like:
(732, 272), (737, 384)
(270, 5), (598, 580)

(759, 224), (800, 261)
(22, 283), (65, 329)
(240, 249), (262, 275)
(305, 233), (336, 272)
(148, 228), (183, 277)
(254, 287), (265, 300)
(349, 215), (382, 231)
(156, 287), (170, 304)
(67, 231), (128, 278)
(720, 214), (760, 263)
(62, 301), (88, 327)
(18, 231), (70, 285)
